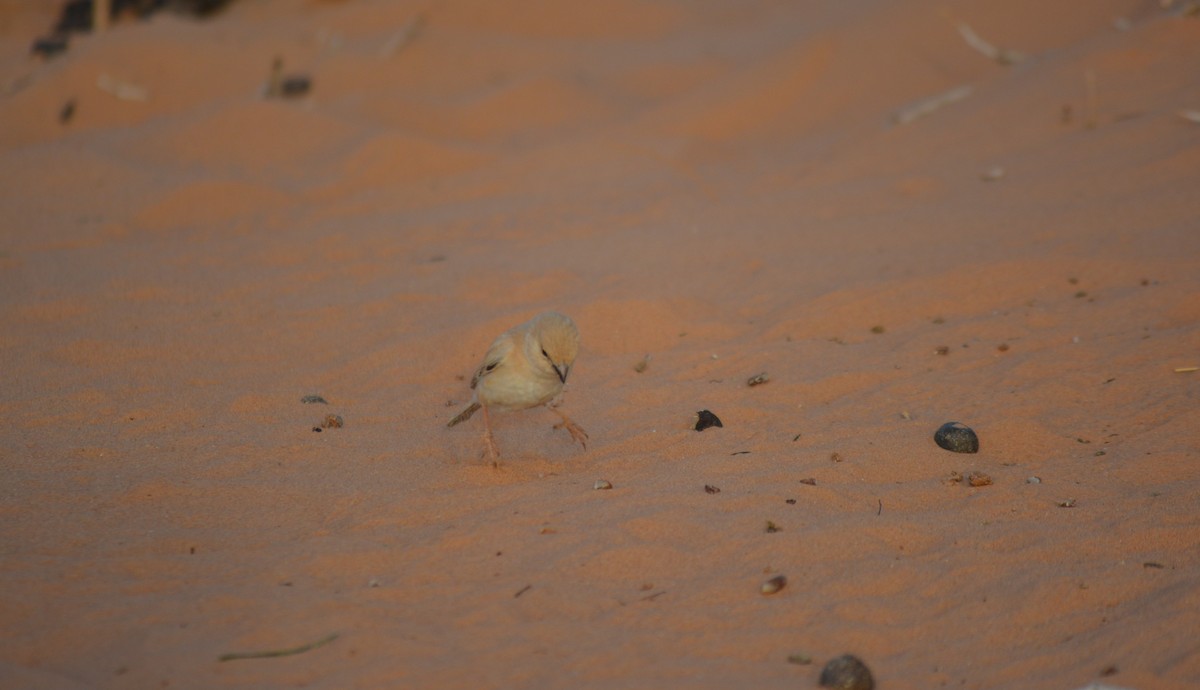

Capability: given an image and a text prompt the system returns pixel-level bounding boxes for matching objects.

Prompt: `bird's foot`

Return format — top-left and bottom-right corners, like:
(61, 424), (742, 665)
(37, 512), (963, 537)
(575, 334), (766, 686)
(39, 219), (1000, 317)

(552, 417), (589, 450)
(482, 431), (501, 467)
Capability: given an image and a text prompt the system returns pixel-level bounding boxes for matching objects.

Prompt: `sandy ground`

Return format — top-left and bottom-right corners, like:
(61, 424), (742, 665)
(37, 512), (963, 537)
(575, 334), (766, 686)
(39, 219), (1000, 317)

(2, 1), (1199, 688)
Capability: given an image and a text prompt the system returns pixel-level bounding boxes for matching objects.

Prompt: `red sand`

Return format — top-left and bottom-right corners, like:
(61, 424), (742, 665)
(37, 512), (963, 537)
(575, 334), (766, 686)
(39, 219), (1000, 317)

(2, 1), (1199, 688)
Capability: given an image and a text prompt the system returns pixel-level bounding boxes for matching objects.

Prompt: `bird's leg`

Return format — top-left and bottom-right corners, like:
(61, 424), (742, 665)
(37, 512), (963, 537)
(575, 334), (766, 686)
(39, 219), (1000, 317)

(549, 406), (588, 450)
(481, 404), (501, 466)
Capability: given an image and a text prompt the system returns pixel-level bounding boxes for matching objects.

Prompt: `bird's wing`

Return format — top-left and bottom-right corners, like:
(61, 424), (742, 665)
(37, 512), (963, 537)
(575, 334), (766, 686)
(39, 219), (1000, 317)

(470, 333), (515, 390)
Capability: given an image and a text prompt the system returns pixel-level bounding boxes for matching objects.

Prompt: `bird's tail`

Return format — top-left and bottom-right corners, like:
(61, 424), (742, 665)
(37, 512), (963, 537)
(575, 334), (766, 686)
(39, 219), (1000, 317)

(447, 401), (481, 427)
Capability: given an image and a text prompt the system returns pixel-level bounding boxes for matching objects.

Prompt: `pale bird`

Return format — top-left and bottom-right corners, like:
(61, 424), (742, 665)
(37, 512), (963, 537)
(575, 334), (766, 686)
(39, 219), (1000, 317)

(448, 311), (588, 463)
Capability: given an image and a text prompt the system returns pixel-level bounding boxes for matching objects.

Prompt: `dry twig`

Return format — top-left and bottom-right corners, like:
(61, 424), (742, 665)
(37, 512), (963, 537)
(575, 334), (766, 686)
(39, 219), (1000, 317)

(219, 633), (339, 662)
(892, 85), (973, 126)
(957, 22), (1025, 64)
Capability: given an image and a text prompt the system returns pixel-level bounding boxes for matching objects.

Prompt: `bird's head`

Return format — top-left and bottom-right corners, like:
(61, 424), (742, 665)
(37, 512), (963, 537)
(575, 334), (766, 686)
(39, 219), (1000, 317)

(532, 312), (580, 384)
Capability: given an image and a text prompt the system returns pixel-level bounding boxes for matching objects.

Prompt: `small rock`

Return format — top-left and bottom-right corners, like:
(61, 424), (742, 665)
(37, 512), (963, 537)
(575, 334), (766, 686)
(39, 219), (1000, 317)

(278, 75), (312, 97)
(819, 654), (875, 690)
(265, 57), (313, 98)
(593, 479), (613, 490)
(1058, 498), (1078, 508)
(322, 414), (344, 429)
(760, 575), (786, 595)
(747, 372), (769, 387)
(799, 478), (817, 486)
(980, 165), (1005, 182)
(1026, 476), (1042, 484)
(704, 484), (721, 494)
(301, 394), (328, 404)
(31, 35), (69, 59)
(934, 422), (979, 453)
(967, 471), (993, 487)
(695, 409), (723, 431)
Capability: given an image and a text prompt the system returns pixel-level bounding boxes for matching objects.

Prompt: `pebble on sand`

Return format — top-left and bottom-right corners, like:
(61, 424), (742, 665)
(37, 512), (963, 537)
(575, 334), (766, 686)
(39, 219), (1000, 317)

(934, 421), (979, 453)
(818, 654), (875, 690)
(760, 575), (787, 595)
(695, 409), (723, 431)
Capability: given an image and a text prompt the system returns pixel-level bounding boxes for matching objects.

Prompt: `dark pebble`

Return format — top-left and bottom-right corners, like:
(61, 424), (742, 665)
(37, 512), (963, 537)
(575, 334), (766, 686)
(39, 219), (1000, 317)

(51, 0), (234, 38)
(31, 35), (69, 59)
(266, 57), (313, 99)
(819, 654), (875, 690)
(695, 409), (723, 431)
(279, 76), (312, 98)
(934, 422), (979, 453)
(54, 1), (93, 33)
(301, 395), (328, 404)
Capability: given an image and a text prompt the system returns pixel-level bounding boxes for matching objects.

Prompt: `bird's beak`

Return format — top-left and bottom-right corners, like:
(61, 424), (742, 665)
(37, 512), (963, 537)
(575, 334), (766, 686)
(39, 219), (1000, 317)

(553, 363), (568, 384)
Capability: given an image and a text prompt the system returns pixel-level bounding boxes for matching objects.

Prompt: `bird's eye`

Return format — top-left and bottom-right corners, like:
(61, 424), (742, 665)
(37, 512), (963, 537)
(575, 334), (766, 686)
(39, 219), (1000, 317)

(541, 348), (549, 359)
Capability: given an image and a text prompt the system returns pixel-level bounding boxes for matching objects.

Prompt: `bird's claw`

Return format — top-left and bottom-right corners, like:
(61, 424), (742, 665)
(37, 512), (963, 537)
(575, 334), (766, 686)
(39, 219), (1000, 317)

(553, 419), (589, 449)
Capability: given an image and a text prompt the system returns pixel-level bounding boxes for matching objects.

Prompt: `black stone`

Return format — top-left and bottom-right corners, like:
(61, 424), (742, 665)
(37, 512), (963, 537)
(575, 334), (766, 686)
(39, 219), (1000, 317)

(279, 75), (312, 98)
(695, 409), (723, 432)
(934, 421), (979, 453)
(31, 35), (69, 58)
(819, 654), (875, 690)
